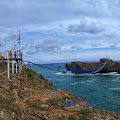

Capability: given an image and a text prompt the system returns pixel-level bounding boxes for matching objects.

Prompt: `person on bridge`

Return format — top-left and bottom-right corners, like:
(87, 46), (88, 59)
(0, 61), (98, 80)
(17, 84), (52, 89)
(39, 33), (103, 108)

(58, 65), (60, 70)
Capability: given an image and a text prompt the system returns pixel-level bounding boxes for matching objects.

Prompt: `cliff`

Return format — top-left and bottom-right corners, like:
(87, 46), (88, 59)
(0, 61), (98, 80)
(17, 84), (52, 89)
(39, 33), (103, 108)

(0, 63), (120, 120)
(65, 58), (120, 73)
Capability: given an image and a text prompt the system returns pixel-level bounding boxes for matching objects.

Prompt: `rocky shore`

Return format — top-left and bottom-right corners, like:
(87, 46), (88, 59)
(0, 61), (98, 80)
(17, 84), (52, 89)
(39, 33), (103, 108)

(0, 62), (120, 120)
(65, 58), (120, 73)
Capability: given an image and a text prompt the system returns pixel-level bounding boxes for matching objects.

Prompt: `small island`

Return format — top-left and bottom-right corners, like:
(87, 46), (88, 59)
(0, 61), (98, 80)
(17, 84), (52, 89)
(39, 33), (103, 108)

(65, 58), (120, 74)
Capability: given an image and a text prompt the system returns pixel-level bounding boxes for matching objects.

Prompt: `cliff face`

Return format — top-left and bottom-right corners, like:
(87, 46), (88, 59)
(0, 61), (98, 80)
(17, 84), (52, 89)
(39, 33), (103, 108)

(0, 64), (120, 119)
(65, 58), (120, 73)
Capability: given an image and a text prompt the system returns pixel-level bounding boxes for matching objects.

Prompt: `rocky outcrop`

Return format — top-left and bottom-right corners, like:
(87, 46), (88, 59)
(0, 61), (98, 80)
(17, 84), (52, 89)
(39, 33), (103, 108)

(65, 58), (120, 73)
(0, 63), (120, 119)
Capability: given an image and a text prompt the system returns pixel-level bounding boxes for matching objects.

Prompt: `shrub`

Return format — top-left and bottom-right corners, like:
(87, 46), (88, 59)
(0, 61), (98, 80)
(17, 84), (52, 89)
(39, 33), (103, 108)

(32, 81), (38, 87)
(80, 114), (87, 120)
(36, 105), (45, 110)
(79, 108), (89, 114)
(39, 79), (42, 85)
(63, 96), (71, 100)
(68, 115), (78, 120)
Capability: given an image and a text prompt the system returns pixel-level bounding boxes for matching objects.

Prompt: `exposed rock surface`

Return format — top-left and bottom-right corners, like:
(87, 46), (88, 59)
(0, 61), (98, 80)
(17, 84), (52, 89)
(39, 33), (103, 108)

(65, 58), (120, 73)
(0, 63), (120, 119)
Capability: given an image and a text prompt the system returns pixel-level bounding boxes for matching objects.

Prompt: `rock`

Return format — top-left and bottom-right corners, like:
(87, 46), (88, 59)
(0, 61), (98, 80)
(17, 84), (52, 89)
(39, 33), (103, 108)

(65, 58), (120, 73)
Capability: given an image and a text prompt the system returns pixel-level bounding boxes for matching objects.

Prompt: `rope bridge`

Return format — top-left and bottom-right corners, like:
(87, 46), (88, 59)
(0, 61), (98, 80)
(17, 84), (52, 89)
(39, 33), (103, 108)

(23, 60), (65, 73)
(23, 60), (108, 74)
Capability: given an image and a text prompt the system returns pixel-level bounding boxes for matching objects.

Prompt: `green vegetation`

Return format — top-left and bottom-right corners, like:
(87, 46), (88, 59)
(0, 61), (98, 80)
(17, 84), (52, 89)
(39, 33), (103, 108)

(78, 108), (89, 120)
(39, 79), (42, 85)
(24, 69), (41, 87)
(79, 108), (89, 114)
(25, 69), (37, 80)
(22, 91), (26, 95)
(27, 101), (45, 110)
(25, 69), (38, 75)
(36, 105), (45, 110)
(32, 81), (39, 87)
(0, 97), (17, 109)
(80, 114), (87, 120)
(44, 84), (49, 89)
(63, 96), (71, 100)
(47, 98), (64, 105)
(68, 115), (78, 120)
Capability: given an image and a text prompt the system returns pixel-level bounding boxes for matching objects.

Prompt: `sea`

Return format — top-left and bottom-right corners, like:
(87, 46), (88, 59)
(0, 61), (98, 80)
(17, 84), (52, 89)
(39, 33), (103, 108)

(30, 63), (120, 113)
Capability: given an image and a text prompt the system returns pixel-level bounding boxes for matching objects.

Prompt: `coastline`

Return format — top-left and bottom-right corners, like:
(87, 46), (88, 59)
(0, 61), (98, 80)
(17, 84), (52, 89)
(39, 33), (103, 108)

(0, 68), (120, 120)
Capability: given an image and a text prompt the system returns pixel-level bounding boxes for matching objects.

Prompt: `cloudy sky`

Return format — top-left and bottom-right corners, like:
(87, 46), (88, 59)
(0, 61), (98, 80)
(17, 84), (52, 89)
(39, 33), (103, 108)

(0, 0), (120, 63)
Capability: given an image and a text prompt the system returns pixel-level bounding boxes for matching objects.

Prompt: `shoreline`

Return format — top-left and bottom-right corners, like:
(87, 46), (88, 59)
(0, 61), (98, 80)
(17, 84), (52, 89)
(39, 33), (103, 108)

(0, 68), (120, 120)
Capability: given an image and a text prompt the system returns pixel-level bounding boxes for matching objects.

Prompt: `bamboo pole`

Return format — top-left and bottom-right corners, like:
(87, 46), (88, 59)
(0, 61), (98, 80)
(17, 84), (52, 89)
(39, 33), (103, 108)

(7, 50), (10, 79)
(16, 60), (17, 73)
(12, 61), (14, 74)
(19, 61), (21, 74)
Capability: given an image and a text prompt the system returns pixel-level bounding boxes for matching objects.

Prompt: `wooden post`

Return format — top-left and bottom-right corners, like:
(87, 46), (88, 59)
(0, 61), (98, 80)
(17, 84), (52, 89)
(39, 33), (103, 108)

(16, 60), (17, 73)
(14, 35), (16, 53)
(19, 61), (21, 74)
(7, 50), (10, 79)
(19, 30), (21, 51)
(12, 61), (14, 74)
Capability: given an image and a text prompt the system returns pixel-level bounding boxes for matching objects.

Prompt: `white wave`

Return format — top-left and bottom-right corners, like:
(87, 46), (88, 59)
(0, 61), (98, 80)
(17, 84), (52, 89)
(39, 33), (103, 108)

(87, 80), (94, 82)
(55, 71), (76, 76)
(55, 71), (120, 76)
(71, 81), (85, 85)
(109, 87), (120, 91)
(102, 72), (118, 76)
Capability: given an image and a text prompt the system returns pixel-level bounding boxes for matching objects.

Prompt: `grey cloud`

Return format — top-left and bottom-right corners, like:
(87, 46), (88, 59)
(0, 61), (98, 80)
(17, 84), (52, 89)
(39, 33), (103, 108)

(103, 31), (118, 40)
(110, 43), (117, 48)
(91, 43), (102, 47)
(26, 39), (61, 54)
(26, 39), (60, 55)
(68, 19), (105, 34)
(25, 49), (36, 54)
(71, 45), (82, 49)
(68, 0), (120, 17)
(39, 39), (61, 52)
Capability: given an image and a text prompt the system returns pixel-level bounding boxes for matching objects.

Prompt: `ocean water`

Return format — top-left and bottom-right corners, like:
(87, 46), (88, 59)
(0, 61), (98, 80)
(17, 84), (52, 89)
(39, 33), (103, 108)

(30, 63), (120, 113)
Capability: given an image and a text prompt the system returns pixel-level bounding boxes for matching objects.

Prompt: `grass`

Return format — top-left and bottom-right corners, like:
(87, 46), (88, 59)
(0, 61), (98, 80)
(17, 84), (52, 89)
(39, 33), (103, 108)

(63, 96), (71, 100)
(78, 108), (89, 120)
(0, 97), (17, 109)
(36, 105), (45, 110)
(68, 115), (78, 120)
(47, 98), (64, 105)
(80, 114), (87, 120)
(44, 84), (49, 89)
(25, 69), (38, 75)
(32, 81), (39, 87)
(39, 79), (42, 85)
(25, 69), (37, 80)
(27, 101), (45, 110)
(79, 108), (90, 114)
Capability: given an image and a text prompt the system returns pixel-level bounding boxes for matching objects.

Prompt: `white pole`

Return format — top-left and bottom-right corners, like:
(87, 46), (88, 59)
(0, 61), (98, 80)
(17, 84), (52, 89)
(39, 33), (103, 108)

(7, 51), (10, 79)
(12, 61), (14, 74)
(16, 61), (17, 73)
(19, 61), (21, 73)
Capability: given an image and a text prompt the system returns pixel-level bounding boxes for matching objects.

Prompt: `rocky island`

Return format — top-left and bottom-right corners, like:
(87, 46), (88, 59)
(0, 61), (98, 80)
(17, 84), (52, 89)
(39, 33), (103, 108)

(65, 58), (120, 74)
(0, 61), (120, 120)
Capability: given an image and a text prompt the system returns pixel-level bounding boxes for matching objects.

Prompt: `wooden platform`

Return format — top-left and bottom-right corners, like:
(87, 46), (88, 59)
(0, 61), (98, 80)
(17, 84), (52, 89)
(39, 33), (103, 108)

(0, 58), (22, 60)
